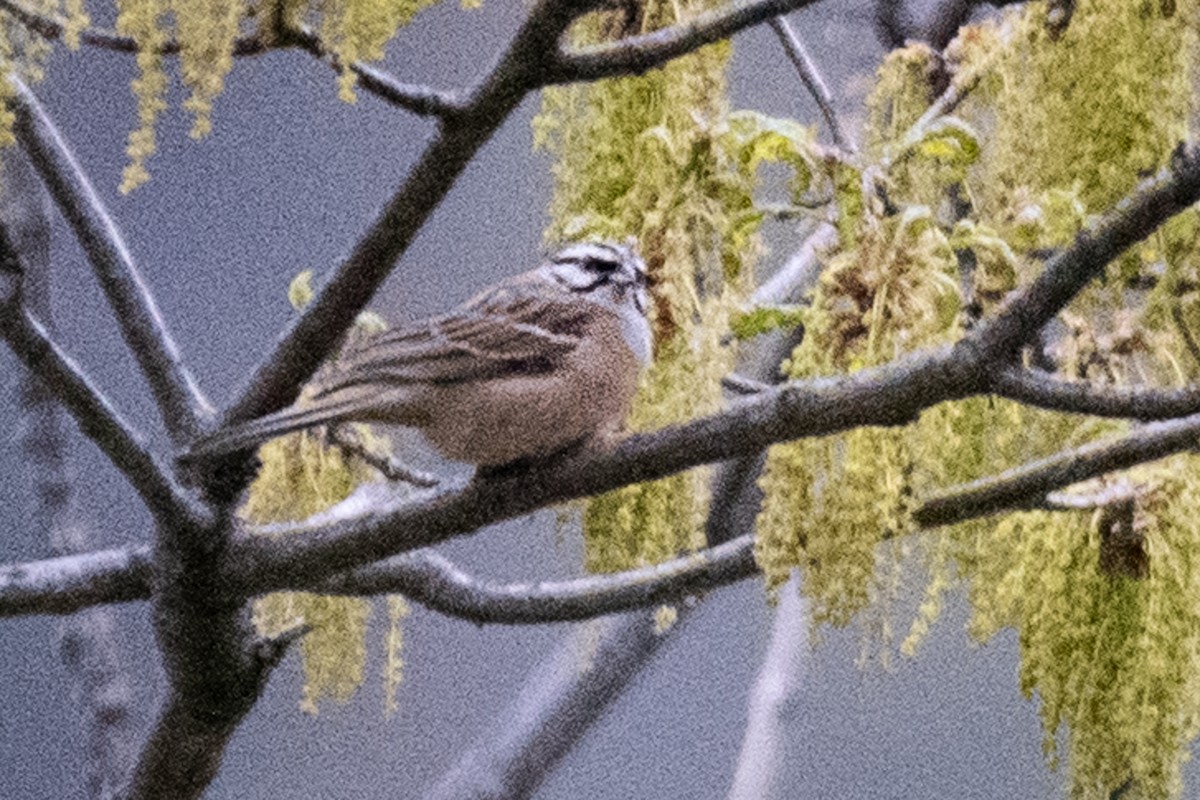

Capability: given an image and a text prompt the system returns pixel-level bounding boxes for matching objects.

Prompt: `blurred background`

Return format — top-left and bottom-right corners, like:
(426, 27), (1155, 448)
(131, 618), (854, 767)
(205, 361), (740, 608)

(0, 0), (1149, 797)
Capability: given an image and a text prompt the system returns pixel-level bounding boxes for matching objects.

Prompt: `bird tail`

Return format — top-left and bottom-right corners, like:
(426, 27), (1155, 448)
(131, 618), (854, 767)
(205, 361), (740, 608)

(180, 397), (365, 463)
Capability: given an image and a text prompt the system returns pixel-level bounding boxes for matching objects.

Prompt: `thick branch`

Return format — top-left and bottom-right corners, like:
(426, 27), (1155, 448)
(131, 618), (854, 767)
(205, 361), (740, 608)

(11, 79), (213, 443)
(992, 366), (1200, 420)
(319, 537), (755, 623)
(0, 546), (153, 617)
(123, 627), (301, 800)
(553, 0), (825, 82)
(17, 405), (1200, 622)
(225, 343), (976, 594)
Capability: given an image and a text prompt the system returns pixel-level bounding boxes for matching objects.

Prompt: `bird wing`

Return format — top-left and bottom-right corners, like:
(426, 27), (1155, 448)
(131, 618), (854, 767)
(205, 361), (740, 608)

(313, 284), (592, 397)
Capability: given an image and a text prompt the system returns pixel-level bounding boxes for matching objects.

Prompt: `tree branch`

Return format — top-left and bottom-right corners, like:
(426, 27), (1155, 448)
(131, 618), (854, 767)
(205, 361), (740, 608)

(913, 411), (1200, 529)
(16, 404), (1200, 622)
(728, 570), (806, 800)
(768, 17), (855, 153)
(0, 0), (458, 118)
(0, 304), (204, 527)
(225, 342), (976, 594)
(283, 26), (466, 118)
(13, 151), (140, 797)
(991, 366), (1200, 420)
(553, 0), (825, 82)
(424, 608), (687, 799)
(0, 546), (153, 617)
(0, 0), (266, 55)
(320, 537), (755, 623)
(122, 626), (301, 800)
(11, 78), (213, 444)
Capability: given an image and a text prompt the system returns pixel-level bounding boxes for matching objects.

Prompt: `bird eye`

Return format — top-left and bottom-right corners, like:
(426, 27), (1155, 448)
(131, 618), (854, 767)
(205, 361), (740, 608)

(585, 257), (621, 274)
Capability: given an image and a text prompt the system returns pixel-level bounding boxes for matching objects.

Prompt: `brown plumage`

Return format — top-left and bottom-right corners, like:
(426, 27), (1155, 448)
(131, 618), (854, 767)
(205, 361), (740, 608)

(184, 242), (651, 467)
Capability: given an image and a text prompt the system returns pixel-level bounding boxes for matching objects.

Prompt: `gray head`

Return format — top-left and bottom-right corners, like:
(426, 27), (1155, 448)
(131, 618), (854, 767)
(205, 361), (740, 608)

(546, 241), (652, 364)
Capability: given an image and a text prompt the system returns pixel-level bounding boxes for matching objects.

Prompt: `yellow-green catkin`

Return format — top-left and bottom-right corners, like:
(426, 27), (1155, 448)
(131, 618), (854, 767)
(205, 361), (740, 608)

(314, 0), (440, 102)
(0, 0), (84, 151)
(958, 460), (1200, 800)
(383, 595), (410, 716)
(174, 0), (242, 139)
(983, 0), (1193, 214)
(538, 0), (751, 573)
(244, 429), (379, 713)
(113, 0), (441, 188)
(754, 188), (958, 628)
(116, 0), (169, 193)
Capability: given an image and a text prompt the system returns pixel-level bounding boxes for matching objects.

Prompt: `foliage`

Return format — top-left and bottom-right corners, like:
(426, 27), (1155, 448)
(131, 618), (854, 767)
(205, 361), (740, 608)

(755, 1), (1200, 796)
(957, 463), (1200, 800)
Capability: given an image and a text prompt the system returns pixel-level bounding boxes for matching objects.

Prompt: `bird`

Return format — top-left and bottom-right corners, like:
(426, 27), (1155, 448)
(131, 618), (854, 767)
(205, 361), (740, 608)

(184, 241), (652, 468)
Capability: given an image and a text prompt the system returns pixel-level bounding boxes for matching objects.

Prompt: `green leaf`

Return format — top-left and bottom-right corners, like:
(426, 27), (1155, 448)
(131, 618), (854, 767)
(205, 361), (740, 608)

(720, 110), (817, 199)
(906, 116), (981, 170)
(728, 304), (808, 339)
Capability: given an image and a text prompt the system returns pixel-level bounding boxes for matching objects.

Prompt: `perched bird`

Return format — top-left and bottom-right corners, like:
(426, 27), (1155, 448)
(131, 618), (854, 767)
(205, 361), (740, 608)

(185, 241), (652, 467)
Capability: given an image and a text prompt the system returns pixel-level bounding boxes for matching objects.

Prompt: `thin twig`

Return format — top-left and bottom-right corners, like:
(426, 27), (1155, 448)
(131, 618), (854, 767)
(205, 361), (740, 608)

(721, 374), (771, 394)
(553, 0), (825, 82)
(768, 17), (856, 153)
(1171, 304), (1200, 368)
(0, 0), (267, 54)
(328, 425), (439, 487)
(425, 609), (689, 799)
(1044, 477), (1144, 511)
(0, 0), (458, 118)
(283, 26), (465, 118)
(11, 78), (213, 444)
